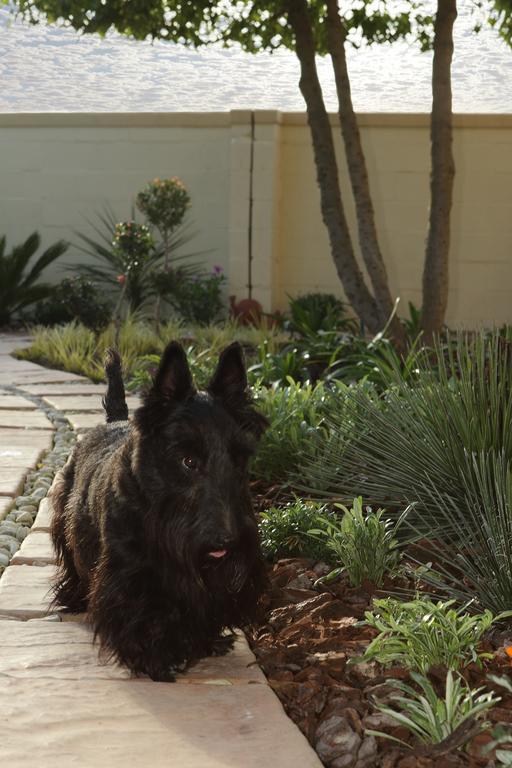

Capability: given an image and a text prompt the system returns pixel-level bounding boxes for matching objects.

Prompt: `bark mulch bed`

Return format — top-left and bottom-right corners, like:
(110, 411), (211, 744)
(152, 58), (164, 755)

(246, 558), (512, 768)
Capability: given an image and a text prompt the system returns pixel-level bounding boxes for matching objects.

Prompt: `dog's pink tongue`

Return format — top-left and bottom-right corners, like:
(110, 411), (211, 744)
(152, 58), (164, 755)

(209, 550), (227, 559)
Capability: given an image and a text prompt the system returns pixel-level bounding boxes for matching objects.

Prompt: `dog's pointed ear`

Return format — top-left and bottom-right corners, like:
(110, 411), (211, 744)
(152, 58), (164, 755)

(153, 341), (194, 402)
(208, 342), (247, 402)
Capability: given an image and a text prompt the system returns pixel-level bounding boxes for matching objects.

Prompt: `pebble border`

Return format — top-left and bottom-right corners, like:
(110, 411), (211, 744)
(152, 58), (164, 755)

(0, 385), (76, 572)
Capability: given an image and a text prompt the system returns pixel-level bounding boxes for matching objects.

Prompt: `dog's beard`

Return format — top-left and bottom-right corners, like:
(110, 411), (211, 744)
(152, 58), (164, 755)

(151, 508), (260, 598)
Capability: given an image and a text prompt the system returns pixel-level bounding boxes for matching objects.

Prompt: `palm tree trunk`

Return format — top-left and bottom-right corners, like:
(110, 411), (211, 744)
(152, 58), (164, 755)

(286, 0), (382, 334)
(422, 0), (457, 343)
(324, 0), (405, 347)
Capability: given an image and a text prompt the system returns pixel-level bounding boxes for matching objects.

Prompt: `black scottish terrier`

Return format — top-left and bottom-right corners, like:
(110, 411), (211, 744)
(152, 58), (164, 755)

(50, 341), (268, 681)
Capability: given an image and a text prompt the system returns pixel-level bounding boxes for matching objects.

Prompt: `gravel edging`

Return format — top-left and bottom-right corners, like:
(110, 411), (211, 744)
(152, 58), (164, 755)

(0, 385), (76, 572)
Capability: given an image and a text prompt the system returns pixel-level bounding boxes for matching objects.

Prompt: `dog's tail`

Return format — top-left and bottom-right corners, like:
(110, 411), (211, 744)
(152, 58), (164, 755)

(103, 348), (129, 423)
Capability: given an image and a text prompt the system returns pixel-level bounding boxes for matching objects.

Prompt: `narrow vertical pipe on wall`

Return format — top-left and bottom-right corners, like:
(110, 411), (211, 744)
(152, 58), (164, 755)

(247, 111), (255, 299)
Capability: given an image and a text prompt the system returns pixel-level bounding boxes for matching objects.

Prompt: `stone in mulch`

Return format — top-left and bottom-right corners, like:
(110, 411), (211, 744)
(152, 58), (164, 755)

(0, 564), (55, 618)
(42, 394), (141, 412)
(1, 676), (322, 768)
(11, 532), (55, 565)
(0, 409), (54, 430)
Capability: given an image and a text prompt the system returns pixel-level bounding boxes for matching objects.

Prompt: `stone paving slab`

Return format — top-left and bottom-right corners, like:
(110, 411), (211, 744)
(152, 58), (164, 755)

(0, 370), (87, 385)
(0, 495), (13, 518)
(33, 497), (52, 531)
(0, 468), (29, 496)
(65, 412), (109, 431)
(22, 383), (108, 396)
(0, 394), (37, 409)
(0, 621), (265, 684)
(1, 676), (322, 768)
(43, 394), (141, 412)
(0, 409), (54, 430)
(0, 431), (53, 471)
(0, 564), (55, 618)
(11, 532), (55, 565)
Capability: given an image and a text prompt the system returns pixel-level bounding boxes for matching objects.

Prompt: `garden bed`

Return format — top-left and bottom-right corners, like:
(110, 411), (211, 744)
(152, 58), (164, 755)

(247, 558), (512, 768)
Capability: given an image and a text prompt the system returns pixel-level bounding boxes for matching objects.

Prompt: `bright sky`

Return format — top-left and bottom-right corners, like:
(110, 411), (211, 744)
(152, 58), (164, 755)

(1, 2), (512, 112)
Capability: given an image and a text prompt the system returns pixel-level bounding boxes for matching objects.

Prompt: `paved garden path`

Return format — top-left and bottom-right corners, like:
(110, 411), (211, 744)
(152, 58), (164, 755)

(0, 334), (322, 768)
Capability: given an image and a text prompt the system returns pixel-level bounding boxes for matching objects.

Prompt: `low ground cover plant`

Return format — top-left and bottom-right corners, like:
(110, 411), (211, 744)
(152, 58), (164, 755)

(369, 671), (499, 751)
(259, 499), (336, 561)
(34, 276), (111, 332)
(356, 598), (506, 674)
(309, 497), (409, 588)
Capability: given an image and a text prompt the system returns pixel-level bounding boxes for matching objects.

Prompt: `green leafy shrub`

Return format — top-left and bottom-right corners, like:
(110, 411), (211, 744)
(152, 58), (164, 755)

(259, 499), (337, 562)
(128, 344), (218, 393)
(0, 232), (68, 326)
(34, 276), (111, 332)
(167, 266), (227, 325)
(309, 498), (408, 587)
(136, 177), (190, 235)
(368, 671), (498, 750)
(249, 340), (308, 385)
(356, 598), (508, 674)
(287, 292), (356, 336)
(250, 380), (343, 484)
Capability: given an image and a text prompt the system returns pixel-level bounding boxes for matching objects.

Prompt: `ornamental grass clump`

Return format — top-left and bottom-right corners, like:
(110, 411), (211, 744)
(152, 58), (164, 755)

(297, 331), (512, 613)
(356, 598), (509, 674)
(309, 497), (409, 587)
(368, 671), (499, 751)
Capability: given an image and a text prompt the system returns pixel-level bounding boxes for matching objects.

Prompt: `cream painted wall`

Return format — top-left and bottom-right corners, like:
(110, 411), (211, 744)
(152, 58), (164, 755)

(1, 112), (511, 328)
(274, 113), (512, 328)
(0, 113), (235, 284)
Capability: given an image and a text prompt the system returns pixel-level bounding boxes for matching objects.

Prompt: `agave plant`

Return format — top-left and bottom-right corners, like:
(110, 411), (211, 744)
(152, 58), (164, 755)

(0, 232), (68, 326)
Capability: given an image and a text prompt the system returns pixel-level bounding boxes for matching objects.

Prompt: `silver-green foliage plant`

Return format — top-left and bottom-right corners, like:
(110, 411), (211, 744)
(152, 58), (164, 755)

(368, 671), (499, 750)
(357, 598), (509, 674)
(298, 331), (512, 613)
(259, 499), (336, 562)
(309, 497), (408, 588)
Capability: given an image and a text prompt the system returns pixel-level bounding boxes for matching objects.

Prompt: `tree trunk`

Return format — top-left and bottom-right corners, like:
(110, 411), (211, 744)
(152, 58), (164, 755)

(286, 0), (382, 334)
(422, 0), (457, 343)
(324, 0), (405, 347)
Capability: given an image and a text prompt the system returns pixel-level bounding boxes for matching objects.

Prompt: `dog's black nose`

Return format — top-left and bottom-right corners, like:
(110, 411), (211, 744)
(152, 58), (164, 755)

(212, 536), (237, 550)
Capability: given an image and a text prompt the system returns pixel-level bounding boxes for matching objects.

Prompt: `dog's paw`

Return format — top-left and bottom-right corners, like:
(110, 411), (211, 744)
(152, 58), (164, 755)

(148, 668), (177, 683)
(210, 633), (236, 657)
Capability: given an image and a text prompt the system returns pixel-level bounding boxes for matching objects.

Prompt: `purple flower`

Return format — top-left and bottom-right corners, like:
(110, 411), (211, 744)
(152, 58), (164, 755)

(212, 265), (223, 275)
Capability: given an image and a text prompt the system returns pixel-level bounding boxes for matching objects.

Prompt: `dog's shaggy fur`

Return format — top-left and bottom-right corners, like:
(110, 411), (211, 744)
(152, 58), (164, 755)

(50, 341), (268, 681)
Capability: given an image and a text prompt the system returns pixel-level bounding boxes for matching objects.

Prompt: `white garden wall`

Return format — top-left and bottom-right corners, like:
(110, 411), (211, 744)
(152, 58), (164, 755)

(1, 111), (511, 327)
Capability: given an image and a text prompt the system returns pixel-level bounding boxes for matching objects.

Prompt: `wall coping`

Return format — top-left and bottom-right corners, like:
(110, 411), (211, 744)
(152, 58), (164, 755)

(0, 111), (511, 128)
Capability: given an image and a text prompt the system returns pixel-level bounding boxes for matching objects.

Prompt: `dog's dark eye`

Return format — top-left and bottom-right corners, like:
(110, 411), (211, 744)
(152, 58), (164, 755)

(182, 456), (199, 472)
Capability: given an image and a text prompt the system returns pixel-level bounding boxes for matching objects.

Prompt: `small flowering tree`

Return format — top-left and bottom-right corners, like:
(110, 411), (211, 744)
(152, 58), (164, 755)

(111, 221), (154, 338)
(136, 177), (191, 327)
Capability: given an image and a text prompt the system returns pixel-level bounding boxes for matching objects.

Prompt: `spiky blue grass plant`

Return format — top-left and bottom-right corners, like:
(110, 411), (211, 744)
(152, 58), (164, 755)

(296, 331), (512, 613)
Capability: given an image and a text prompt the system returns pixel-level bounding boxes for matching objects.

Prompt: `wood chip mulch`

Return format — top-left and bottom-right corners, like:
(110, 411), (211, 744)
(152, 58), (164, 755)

(246, 558), (512, 768)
